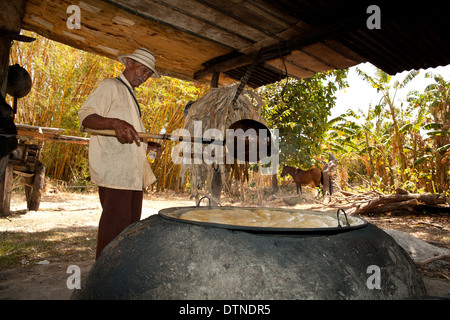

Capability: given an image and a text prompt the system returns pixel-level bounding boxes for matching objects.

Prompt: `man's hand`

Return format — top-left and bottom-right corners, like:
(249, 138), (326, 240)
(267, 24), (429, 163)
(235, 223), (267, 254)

(82, 114), (141, 146)
(111, 119), (141, 145)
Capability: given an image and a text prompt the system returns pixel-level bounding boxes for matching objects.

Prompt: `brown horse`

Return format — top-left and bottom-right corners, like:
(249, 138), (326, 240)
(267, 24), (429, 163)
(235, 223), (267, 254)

(281, 165), (323, 194)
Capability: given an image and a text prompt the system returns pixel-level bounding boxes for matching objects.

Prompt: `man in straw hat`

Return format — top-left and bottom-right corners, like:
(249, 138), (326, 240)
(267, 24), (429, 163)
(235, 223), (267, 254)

(79, 48), (161, 259)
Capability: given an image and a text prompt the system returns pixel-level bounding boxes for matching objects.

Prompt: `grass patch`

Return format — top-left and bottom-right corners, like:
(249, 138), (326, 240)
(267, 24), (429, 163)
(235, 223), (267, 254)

(0, 227), (97, 269)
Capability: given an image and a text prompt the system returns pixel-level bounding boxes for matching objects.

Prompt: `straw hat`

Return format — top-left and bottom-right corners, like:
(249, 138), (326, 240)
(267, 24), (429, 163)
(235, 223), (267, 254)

(118, 48), (160, 78)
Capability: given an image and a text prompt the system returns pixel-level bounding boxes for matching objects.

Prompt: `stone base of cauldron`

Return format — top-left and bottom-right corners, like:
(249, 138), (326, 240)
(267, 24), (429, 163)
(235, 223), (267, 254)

(72, 215), (426, 300)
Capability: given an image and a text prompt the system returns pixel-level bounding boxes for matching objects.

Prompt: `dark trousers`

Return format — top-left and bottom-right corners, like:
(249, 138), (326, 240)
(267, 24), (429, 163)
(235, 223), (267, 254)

(96, 186), (143, 259)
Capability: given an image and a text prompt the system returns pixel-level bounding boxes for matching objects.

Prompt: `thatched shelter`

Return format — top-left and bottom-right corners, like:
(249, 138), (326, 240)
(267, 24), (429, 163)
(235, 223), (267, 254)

(180, 84), (265, 204)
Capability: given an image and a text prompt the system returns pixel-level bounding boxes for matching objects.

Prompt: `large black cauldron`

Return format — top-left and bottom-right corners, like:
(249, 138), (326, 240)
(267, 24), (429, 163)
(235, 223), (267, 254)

(72, 206), (426, 300)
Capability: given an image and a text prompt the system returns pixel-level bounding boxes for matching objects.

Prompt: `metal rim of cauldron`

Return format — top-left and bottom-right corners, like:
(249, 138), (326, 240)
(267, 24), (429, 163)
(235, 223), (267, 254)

(158, 206), (368, 235)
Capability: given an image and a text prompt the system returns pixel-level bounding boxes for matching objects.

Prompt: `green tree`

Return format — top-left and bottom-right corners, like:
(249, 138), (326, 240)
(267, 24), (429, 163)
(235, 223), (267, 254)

(259, 70), (348, 169)
(326, 105), (395, 191)
(326, 67), (450, 195)
(356, 68), (419, 185)
(407, 73), (450, 193)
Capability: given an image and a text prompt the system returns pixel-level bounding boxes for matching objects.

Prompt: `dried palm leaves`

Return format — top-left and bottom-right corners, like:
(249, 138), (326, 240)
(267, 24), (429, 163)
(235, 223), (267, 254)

(180, 84), (265, 201)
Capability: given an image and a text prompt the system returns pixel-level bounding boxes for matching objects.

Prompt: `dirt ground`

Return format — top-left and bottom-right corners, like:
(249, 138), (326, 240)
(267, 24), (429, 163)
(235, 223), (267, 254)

(0, 186), (449, 300)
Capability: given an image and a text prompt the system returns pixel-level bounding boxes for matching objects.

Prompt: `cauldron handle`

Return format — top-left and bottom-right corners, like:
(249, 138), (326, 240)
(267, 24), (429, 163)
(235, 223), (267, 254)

(336, 209), (350, 227)
(196, 196), (212, 208)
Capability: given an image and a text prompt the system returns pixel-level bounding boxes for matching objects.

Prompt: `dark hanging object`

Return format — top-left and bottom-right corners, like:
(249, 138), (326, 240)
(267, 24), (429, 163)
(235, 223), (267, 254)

(6, 64), (32, 114)
(0, 94), (17, 158)
(7, 64), (32, 98)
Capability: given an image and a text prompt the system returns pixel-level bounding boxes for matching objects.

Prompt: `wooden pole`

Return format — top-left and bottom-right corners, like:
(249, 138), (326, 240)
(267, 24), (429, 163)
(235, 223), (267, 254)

(0, 0), (28, 215)
(209, 71), (222, 206)
(0, 34), (14, 214)
(0, 0), (28, 95)
(0, 37), (10, 96)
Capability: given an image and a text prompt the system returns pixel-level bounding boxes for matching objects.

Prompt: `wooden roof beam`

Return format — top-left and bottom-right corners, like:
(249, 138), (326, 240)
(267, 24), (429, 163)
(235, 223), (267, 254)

(193, 13), (366, 80)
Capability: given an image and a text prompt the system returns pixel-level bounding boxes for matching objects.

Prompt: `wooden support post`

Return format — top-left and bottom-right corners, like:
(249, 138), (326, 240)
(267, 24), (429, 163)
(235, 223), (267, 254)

(209, 71), (221, 205)
(0, 0), (26, 212)
(271, 174), (278, 194)
(0, 36), (11, 96)
(210, 72), (220, 88)
(257, 161), (263, 205)
(210, 163), (222, 206)
(0, 35), (13, 183)
(0, 0), (28, 95)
